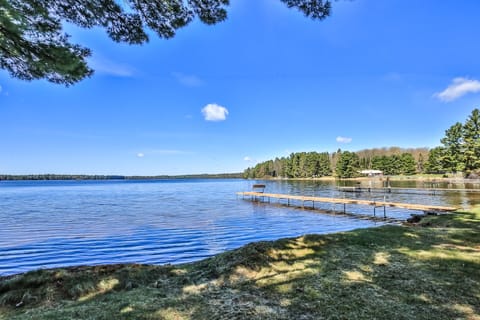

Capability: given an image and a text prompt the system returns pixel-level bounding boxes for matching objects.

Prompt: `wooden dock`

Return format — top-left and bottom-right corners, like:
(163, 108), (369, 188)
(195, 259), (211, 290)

(338, 186), (480, 194)
(237, 191), (457, 218)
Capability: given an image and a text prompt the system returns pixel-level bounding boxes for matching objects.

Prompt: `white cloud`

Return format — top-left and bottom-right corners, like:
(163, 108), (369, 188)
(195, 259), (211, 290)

(172, 72), (204, 87)
(244, 156), (252, 161)
(137, 153), (145, 158)
(336, 136), (352, 143)
(434, 77), (480, 102)
(201, 103), (229, 121)
(89, 56), (135, 77)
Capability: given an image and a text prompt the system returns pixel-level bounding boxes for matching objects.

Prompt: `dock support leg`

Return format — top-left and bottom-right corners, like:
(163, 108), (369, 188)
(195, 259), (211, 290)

(383, 206), (386, 218)
(343, 203), (346, 213)
(374, 206), (376, 217)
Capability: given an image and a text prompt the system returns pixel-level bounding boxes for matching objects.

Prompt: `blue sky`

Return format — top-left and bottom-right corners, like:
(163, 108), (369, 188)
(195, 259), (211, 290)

(1, 0), (480, 175)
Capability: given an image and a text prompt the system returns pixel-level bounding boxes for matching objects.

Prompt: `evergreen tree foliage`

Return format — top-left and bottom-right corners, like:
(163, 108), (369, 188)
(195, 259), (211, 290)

(424, 147), (446, 174)
(400, 153), (417, 175)
(242, 109), (480, 179)
(244, 151), (331, 179)
(440, 122), (465, 173)
(371, 155), (390, 174)
(243, 148), (426, 179)
(335, 151), (360, 178)
(417, 153), (425, 173)
(356, 147), (428, 171)
(371, 155), (405, 175)
(0, 0), (332, 85)
(463, 108), (480, 175)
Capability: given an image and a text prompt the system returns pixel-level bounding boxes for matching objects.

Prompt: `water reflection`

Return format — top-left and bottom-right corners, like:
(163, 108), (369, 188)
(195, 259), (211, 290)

(0, 178), (478, 276)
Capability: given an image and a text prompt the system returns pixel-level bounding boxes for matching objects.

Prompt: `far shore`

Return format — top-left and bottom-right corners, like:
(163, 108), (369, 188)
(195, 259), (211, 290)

(2, 173), (480, 185)
(251, 174), (480, 184)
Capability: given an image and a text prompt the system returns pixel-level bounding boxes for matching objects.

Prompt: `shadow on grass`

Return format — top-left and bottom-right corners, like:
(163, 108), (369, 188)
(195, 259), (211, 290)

(1, 210), (479, 319)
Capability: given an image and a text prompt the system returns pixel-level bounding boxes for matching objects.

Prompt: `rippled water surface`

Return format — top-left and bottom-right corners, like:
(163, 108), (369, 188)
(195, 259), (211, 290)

(1, 179), (478, 276)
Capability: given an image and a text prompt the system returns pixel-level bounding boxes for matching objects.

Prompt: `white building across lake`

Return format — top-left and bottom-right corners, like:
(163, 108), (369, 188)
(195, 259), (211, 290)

(359, 169), (383, 176)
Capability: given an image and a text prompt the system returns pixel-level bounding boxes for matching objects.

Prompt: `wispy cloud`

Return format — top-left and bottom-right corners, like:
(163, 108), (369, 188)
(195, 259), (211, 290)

(202, 103), (229, 121)
(172, 72), (204, 87)
(244, 156), (252, 161)
(434, 77), (480, 102)
(0, 85), (2, 93)
(336, 136), (352, 143)
(136, 153), (145, 158)
(89, 56), (135, 77)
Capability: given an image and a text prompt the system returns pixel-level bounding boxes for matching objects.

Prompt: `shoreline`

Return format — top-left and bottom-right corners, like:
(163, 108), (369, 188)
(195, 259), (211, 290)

(2, 175), (480, 185)
(250, 175), (480, 184)
(1, 207), (479, 319)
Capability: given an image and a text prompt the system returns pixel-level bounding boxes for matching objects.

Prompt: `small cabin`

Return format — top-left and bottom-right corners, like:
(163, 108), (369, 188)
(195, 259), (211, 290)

(359, 169), (383, 177)
(252, 184), (266, 193)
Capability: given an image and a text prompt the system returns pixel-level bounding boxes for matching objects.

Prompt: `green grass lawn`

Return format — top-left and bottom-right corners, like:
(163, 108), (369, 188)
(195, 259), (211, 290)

(1, 208), (479, 319)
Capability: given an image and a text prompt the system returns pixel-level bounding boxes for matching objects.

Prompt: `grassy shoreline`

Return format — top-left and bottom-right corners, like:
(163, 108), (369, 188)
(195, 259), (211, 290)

(1, 208), (479, 319)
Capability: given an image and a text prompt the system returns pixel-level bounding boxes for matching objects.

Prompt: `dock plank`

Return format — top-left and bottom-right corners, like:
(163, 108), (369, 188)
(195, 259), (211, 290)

(237, 191), (457, 212)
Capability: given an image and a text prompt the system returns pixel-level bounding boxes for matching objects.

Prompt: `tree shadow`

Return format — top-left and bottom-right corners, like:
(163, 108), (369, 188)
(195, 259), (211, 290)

(1, 212), (479, 319)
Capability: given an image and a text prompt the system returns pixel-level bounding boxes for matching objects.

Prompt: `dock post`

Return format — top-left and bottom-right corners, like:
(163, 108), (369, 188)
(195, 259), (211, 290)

(383, 205), (386, 218)
(343, 203), (346, 213)
(373, 206), (376, 217)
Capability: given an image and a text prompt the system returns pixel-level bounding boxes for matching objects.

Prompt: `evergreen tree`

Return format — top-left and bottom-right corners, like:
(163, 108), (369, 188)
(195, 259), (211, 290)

(272, 157), (285, 177)
(417, 153), (425, 173)
(285, 154), (295, 178)
(389, 155), (402, 175)
(425, 147), (445, 174)
(318, 152), (332, 176)
(463, 108), (480, 175)
(440, 122), (465, 173)
(1, 0), (332, 85)
(335, 151), (360, 178)
(372, 155), (389, 174)
(400, 153), (416, 175)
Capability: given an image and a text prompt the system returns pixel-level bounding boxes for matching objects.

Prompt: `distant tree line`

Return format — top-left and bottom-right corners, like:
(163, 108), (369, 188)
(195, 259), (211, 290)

(243, 148), (427, 179)
(244, 108), (480, 179)
(0, 174), (127, 181)
(243, 152), (333, 179)
(0, 173), (243, 181)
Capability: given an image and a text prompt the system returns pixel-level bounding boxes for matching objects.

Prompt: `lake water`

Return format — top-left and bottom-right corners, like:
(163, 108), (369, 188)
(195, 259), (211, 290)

(1, 179), (478, 276)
